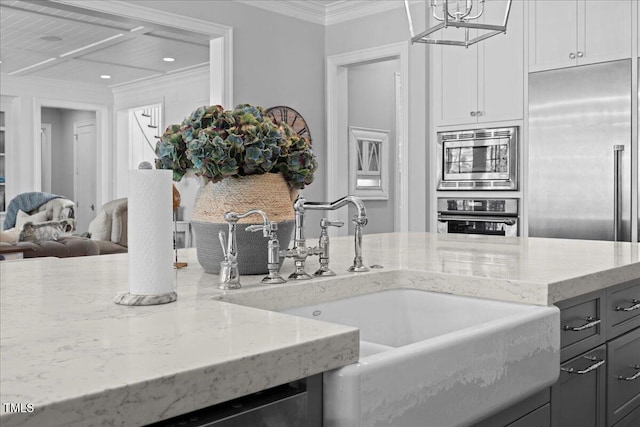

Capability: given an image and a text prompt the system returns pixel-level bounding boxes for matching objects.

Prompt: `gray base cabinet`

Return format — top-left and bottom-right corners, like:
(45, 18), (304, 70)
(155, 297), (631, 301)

(471, 389), (550, 427)
(607, 328), (640, 426)
(551, 345), (606, 427)
(473, 279), (639, 427)
(552, 279), (639, 427)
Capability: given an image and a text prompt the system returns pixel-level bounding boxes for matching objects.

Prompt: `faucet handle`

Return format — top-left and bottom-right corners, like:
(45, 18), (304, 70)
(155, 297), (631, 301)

(246, 224), (265, 233)
(320, 218), (344, 229)
(246, 222), (277, 237)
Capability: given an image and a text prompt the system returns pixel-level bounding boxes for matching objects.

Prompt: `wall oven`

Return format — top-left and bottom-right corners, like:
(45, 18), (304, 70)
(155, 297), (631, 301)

(437, 127), (518, 190)
(437, 198), (519, 236)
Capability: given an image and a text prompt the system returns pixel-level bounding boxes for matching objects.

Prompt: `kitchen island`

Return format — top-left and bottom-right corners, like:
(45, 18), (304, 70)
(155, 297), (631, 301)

(1, 233), (638, 426)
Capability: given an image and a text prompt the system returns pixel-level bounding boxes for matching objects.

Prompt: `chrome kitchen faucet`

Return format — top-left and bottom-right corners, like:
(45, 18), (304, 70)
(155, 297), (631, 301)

(282, 195), (369, 280)
(219, 209), (285, 289)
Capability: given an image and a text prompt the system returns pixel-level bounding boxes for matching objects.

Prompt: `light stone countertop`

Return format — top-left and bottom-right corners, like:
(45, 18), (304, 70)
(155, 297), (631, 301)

(1, 232), (638, 426)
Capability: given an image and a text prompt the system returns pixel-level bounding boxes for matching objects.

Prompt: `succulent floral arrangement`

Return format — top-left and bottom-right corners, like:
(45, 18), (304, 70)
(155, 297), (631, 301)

(155, 104), (317, 189)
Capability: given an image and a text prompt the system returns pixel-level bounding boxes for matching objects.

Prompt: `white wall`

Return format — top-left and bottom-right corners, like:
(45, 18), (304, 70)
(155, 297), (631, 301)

(326, 3), (430, 232)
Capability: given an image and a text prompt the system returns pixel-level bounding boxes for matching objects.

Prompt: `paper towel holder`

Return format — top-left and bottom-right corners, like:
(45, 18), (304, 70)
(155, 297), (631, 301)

(114, 290), (177, 306)
(114, 164), (177, 306)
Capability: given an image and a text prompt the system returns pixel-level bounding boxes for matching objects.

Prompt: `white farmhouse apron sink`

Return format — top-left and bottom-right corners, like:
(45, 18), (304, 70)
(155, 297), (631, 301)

(283, 288), (560, 427)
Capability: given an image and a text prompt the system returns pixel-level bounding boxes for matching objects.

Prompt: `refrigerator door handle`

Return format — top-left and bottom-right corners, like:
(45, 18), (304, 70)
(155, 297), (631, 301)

(613, 145), (624, 241)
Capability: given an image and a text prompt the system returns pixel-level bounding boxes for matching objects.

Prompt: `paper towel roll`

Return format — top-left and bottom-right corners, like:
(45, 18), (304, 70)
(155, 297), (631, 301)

(128, 169), (174, 295)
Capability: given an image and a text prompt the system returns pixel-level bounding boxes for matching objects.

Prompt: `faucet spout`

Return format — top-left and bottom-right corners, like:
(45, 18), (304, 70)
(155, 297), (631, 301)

(301, 195), (368, 225)
(288, 194), (369, 275)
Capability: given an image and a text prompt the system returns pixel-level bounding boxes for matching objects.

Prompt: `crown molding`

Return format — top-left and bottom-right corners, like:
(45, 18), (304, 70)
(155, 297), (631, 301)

(236, 0), (326, 25)
(324, 1), (405, 25)
(235, 0), (405, 26)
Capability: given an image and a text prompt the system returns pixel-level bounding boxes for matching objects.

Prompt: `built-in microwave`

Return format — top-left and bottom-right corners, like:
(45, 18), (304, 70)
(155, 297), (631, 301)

(436, 127), (518, 190)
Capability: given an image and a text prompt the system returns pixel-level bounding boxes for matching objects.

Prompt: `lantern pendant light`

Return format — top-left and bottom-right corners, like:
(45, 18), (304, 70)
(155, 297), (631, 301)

(404, 0), (512, 47)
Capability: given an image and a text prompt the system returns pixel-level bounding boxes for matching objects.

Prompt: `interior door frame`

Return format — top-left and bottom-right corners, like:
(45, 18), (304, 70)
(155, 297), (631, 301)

(326, 41), (410, 234)
(33, 99), (109, 209)
(40, 123), (52, 193)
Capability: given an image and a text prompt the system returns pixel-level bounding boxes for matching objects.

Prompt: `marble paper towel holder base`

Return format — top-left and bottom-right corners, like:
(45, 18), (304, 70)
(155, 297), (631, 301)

(114, 291), (177, 306)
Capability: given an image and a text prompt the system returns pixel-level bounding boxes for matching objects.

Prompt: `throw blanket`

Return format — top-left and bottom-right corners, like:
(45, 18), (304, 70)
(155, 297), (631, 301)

(3, 192), (64, 229)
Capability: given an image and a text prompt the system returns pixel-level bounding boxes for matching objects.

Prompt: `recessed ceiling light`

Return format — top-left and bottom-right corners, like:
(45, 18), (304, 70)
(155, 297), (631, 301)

(163, 57), (175, 62)
(40, 36), (62, 42)
(100, 75), (111, 79)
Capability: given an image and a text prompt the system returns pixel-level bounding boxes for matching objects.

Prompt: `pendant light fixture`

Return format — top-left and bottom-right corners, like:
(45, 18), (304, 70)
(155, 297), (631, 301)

(404, 0), (512, 47)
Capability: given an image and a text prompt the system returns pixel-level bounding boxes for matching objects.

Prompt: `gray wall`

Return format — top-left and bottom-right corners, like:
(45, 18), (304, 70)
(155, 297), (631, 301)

(347, 59), (399, 234)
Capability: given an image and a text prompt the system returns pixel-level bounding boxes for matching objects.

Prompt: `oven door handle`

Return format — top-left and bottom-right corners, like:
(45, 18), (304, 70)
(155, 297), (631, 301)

(438, 215), (517, 225)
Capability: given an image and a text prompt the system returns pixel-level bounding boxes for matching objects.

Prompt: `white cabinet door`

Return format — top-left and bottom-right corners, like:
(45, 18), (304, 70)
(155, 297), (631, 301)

(480, 0), (524, 123)
(529, 0), (632, 72)
(580, 0), (632, 67)
(528, 0), (578, 72)
(438, 44), (479, 126)
(437, 0), (523, 127)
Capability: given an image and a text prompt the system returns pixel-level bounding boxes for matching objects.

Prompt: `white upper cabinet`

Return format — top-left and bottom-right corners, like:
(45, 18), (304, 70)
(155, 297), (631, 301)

(436, 0), (524, 127)
(528, 0), (632, 72)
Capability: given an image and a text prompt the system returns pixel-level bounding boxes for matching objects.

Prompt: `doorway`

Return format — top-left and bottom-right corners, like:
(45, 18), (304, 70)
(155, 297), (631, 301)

(346, 60), (399, 234)
(129, 104), (162, 170)
(39, 106), (98, 233)
(326, 42), (410, 235)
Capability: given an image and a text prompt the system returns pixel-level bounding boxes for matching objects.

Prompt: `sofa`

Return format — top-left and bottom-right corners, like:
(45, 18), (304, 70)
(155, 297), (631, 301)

(0, 195), (128, 258)
(85, 198), (128, 255)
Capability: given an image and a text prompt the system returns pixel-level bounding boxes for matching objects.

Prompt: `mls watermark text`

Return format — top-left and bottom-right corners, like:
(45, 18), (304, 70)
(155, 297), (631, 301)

(2, 402), (35, 413)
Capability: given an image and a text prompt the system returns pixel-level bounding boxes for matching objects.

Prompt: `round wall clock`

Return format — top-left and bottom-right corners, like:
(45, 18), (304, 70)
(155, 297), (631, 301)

(266, 106), (312, 144)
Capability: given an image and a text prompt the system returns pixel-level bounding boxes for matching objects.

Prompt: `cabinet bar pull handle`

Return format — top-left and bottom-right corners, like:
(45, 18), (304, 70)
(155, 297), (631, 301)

(563, 316), (601, 331)
(614, 299), (640, 312)
(617, 366), (640, 381)
(561, 356), (605, 375)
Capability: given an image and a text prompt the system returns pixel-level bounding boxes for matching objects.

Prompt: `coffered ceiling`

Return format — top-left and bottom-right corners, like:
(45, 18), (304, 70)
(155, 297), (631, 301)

(0, 0), (405, 87)
(0, 0), (212, 87)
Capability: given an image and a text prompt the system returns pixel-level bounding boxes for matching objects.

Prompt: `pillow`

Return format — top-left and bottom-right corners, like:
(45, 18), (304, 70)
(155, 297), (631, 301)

(18, 219), (75, 243)
(0, 228), (21, 244)
(15, 209), (50, 229)
(87, 211), (110, 241)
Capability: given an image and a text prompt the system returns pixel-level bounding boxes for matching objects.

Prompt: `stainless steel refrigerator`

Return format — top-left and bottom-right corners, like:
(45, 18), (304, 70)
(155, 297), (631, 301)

(528, 60), (631, 241)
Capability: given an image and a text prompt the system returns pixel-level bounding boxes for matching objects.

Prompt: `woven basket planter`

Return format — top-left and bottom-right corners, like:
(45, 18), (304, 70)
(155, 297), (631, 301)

(191, 173), (296, 275)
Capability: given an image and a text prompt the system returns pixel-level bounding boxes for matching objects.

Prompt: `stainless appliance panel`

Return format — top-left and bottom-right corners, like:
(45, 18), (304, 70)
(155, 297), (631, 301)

(437, 127), (518, 190)
(437, 198), (519, 236)
(528, 60), (631, 241)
